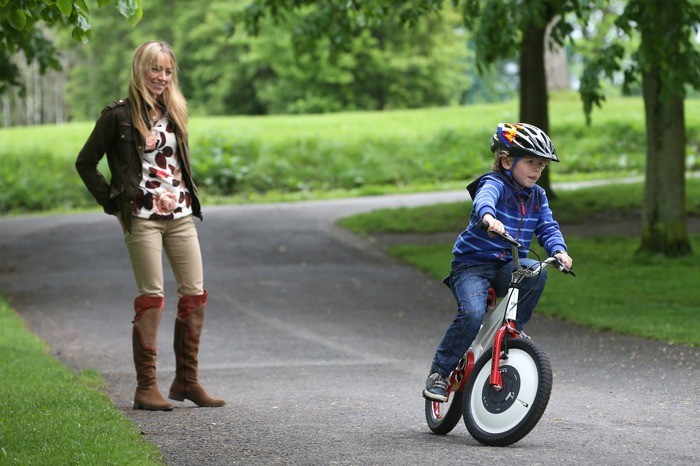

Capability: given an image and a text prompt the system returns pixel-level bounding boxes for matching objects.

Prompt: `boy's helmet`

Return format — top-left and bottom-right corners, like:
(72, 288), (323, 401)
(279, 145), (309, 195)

(490, 123), (559, 162)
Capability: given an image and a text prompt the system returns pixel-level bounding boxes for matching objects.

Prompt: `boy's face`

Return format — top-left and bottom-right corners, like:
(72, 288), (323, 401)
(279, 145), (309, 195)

(503, 156), (548, 188)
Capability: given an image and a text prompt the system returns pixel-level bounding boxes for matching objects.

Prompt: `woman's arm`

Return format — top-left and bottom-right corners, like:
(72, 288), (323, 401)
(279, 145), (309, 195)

(75, 109), (118, 214)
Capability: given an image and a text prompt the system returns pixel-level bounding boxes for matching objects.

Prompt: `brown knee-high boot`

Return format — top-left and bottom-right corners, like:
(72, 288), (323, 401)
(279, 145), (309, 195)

(168, 290), (226, 407)
(132, 295), (173, 411)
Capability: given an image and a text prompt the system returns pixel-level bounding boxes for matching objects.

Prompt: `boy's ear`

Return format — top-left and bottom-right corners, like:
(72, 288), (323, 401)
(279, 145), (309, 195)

(501, 157), (513, 170)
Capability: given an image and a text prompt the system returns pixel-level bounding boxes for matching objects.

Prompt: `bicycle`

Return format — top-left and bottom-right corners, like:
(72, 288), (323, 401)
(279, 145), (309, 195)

(424, 220), (575, 446)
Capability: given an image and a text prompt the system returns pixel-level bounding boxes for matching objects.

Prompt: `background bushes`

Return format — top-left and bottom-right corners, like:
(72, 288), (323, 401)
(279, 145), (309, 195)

(1, 95), (697, 214)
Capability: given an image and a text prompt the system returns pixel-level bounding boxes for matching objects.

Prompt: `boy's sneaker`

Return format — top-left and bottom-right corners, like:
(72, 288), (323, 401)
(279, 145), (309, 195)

(423, 372), (449, 402)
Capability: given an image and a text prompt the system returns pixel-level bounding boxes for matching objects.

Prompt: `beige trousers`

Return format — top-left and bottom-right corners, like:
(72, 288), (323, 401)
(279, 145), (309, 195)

(125, 216), (204, 298)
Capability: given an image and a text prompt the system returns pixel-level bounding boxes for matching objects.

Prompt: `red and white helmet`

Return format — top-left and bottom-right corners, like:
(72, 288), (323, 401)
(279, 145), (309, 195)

(490, 123), (559, 162)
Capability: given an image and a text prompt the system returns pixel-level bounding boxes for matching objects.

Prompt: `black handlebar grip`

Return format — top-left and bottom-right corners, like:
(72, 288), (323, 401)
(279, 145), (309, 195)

(475, 219), (520, 247)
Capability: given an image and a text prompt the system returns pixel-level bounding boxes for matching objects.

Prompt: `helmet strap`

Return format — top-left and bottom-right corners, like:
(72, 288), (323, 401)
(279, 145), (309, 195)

(500, 156), (521, 185)
(510, 156), (522, 171)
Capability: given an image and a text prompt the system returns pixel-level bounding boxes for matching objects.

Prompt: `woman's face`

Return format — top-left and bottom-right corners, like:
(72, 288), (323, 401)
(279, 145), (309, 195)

(144, 54), (173, 97)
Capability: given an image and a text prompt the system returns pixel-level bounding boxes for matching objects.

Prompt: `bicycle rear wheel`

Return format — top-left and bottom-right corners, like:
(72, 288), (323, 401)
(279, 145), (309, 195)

(462, 338), (552, 446)
(425, 389), (463, 435)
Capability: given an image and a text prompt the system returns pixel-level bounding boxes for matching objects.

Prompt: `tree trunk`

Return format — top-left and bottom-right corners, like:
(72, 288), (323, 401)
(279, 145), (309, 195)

(544, 16), (570, 92)
(519, 21), (553, 196)
(545, 44), (569, 92)
(637, 0), (691, 257)
(639, 69), (691, 256)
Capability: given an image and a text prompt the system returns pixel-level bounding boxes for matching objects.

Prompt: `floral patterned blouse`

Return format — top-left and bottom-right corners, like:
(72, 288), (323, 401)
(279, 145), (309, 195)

(133, 116), (193, 220)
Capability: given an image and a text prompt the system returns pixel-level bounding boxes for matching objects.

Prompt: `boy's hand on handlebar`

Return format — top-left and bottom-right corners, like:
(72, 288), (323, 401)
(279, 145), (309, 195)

(476, 216), (520, 247)
(482, 214), (505, 238)
(554, 251), (573, 270)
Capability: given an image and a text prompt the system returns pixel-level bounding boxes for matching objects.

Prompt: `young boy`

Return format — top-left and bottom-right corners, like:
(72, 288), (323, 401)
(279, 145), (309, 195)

(423, 122), (573, 402)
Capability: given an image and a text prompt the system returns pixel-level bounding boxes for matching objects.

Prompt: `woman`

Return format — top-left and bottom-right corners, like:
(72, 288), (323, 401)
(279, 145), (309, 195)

(76, 41), (226, 410)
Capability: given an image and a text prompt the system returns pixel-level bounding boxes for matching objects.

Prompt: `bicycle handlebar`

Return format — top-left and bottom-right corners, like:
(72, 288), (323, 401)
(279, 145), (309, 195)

(476, 219), (521, 247)
(476, 219), (576, 277)
(543, 257), (577, 276)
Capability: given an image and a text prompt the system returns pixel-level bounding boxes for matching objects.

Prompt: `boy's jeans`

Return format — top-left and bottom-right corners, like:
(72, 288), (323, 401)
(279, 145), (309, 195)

(430, 259), (547, 378)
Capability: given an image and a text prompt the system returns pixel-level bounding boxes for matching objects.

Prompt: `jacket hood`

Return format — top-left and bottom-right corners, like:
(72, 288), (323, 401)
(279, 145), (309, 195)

(467, 170), (527, 200)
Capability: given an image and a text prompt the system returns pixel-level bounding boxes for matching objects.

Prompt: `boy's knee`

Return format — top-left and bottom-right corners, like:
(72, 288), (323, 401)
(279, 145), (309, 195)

(455, 307), (484, 334)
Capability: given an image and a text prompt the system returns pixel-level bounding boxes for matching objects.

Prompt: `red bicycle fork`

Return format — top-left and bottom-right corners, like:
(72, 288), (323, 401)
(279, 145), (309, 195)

(489, 321), (520, 390)
(445, 308), (516, 399)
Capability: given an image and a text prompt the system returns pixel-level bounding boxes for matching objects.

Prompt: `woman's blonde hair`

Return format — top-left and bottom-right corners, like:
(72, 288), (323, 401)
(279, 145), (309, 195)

(128, 41), (188, 141)
(491, 148), (514, 172)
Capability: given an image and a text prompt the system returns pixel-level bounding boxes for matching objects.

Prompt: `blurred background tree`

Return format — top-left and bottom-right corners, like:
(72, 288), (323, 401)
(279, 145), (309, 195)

(580, 0), (700, 256)
(0, 0), (142, 125)
(3, 0), (552, 125)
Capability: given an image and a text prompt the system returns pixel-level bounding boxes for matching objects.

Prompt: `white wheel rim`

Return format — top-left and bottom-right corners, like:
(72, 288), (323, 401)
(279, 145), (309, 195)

(468, 349), (539, 434)
(431, 390), (456, 421)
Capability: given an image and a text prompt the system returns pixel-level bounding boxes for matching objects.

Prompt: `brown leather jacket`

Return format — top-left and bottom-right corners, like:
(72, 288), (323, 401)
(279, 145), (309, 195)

(75, 98), (202, 232)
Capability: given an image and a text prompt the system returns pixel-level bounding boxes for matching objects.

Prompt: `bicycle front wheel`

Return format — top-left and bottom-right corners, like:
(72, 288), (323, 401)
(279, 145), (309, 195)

(462, 338), (552, 446)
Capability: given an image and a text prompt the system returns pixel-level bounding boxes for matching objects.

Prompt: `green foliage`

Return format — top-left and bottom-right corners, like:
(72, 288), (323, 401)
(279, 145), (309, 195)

(239, 0), (587, 108)
(579, 0), (700, 122)
(0, 97), (698, 214)
(191, 136), (255, 193)
(0, 148), (96, 212)
(0, 0), (142, 94)
(250, 9), (469, 114)
(64, 0), (177, 120)
(0, 295), (162, 464)
(243, 0), (453, 54)
(64, 0), (471, 118)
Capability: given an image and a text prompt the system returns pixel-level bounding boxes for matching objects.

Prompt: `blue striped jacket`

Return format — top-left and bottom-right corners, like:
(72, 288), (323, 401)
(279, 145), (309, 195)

(452, 171), (567, 264)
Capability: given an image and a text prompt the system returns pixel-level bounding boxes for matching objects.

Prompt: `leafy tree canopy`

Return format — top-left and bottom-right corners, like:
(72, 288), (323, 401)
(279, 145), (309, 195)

(243, 0), (447, 56)
(579, 0), (700, 123)
(242, 0), (590, 68)
(63, 0), (471, 118)
(0, 0), (142, 94)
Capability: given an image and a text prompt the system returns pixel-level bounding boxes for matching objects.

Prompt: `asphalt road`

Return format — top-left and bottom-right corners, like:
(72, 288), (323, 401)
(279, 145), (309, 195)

(1, 189), (698, 465)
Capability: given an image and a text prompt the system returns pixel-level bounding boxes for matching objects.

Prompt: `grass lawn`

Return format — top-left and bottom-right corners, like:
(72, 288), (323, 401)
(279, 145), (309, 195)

(3, 95), (699, 213)
(0, 296), (163, 465)
(339, 179), (700, 347)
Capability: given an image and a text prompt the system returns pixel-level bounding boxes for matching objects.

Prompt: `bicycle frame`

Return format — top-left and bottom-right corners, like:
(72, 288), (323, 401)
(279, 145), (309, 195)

(426, 223), (575, 442)
(449, 241), (559, 395)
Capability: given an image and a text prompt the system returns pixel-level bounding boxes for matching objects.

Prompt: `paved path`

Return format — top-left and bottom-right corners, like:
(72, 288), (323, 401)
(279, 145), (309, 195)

(1, 187), (698, 465)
